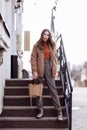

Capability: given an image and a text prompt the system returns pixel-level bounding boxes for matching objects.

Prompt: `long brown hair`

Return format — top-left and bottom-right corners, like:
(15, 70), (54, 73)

(37, 29), (55, 49)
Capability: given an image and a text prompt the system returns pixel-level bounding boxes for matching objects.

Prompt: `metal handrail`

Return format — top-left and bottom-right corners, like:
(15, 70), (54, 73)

(56, 34), (73, 130)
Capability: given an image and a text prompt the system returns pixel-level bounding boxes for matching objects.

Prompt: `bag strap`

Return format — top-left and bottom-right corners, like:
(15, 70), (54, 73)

(30, 96), (32, 106)
(30, 84), (33, 106)
(32, 77), (43, 84)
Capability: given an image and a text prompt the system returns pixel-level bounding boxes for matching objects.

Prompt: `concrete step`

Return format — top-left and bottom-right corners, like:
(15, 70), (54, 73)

(4, 95), (65, 106)
(0, 117), (68, 128)
(1, 106), (67, 117)
(4, 86), (63, 96)
(0, 79), (69, 130)
(5, 79), (62, 86)
(0, 128), (69, 130)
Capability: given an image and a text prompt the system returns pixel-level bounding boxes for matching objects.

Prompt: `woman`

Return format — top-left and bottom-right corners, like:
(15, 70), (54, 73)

(30, 29), (63, 120)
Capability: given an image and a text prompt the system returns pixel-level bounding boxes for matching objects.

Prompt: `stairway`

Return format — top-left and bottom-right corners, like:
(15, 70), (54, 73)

(0, 79), (69, 130)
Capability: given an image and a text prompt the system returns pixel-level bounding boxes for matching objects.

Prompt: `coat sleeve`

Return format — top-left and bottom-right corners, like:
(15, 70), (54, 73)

(30, 44), (38, 73)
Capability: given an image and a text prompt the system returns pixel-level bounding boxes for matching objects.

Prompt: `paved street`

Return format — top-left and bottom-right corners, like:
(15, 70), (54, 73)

(72, 86), (87, 130)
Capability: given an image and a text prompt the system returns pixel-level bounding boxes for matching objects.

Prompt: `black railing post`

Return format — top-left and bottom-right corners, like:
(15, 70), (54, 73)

(69, 92), (72, 130)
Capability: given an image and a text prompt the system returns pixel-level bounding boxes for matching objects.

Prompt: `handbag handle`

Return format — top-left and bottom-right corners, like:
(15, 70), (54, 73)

(32, 77), (43, 84)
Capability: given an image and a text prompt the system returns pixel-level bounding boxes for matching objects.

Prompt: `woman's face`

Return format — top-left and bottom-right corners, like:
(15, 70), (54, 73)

(42, 31), (50, 42)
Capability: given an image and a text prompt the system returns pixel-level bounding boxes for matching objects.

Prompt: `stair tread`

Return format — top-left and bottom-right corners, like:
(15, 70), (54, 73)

(4, 95), (64, 98)
(6, 79), (33, 81)
(0, 116), (68, 121)
(5, 79), (61, 87)
(0, 128), (68, 129)
(3, 106), (65, 109)
(5, 86), (62, 88)
(6, 79), (60, 81)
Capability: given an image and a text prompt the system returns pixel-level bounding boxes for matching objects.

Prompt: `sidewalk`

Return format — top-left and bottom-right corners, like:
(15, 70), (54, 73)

(72, 86), (87, 130)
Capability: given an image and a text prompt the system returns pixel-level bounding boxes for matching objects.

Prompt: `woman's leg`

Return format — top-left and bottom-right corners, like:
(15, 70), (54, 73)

(36, 96), (43, 109)
(44, 59), (63, 120)
(36, 77), (44, 119)
(44, 60), (61, 111)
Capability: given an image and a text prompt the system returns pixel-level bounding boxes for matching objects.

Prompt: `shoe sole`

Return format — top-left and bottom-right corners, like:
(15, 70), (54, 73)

(36, 115), (44, 119)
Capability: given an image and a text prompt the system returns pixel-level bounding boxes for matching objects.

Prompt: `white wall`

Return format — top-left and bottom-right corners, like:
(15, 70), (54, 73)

(0, 0), (16, 114)
(0, 62), (5, 113)
(10, 0), (17, 55)
(0, 50), (10, 113)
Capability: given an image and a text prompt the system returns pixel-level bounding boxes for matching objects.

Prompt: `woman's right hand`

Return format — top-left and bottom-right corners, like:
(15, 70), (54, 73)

(33, 72), (38, 79)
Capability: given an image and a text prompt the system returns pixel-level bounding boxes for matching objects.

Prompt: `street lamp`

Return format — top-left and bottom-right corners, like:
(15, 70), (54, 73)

(51, 6), (56, 38)
(15, 0), (24, 11)
(51, 0), (59, 40)
(15, 0), (21, 9)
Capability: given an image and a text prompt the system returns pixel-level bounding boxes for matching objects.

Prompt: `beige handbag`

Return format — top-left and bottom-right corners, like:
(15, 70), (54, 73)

(28, 79), (43, 105)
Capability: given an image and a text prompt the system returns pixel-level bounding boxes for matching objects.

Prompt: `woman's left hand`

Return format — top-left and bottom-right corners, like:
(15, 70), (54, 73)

(33, 72), (38, 79)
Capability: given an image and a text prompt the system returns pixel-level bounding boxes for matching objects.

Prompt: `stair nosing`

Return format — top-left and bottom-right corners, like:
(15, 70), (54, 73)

(6, 79), (60, 81)
(0, 127), (69, 130)
(0, 117), (68, 121)
(5, 86), (62, 89)
(6, 79), (33, 81)
(3, 106), (65, 110)
(4, 95), (64, 98)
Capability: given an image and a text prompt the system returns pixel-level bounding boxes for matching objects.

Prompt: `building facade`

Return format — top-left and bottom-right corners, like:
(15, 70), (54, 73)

(0, 0), (23, 113)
